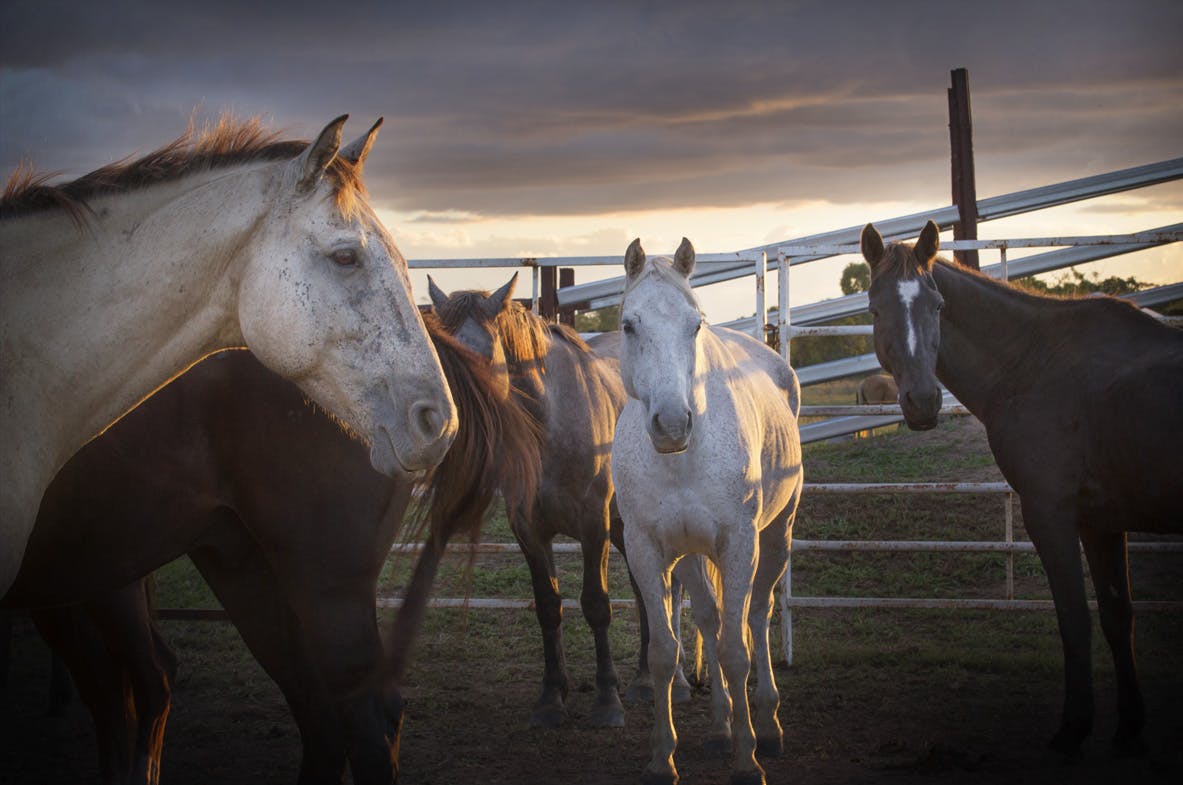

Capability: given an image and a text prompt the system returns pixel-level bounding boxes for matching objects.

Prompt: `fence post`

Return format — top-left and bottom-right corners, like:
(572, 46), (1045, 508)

(948, 67), (980, 270)
(778, 250), (791, 364)
(754, 251), (767, 341)
(539, 265), (558, 322)
(558, 267), (576, 326)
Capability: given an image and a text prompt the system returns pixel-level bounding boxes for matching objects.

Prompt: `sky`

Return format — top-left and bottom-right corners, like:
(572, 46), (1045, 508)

(2, 0), (1180, 322)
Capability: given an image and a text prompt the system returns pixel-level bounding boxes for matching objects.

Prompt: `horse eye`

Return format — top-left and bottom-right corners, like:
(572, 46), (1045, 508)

(621, 320), (635, 335)
(329, 248), (359, 267)
(692, 322), (702, 336)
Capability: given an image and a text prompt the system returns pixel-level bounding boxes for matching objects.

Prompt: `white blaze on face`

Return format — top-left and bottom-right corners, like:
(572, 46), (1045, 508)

(898, 279), (921, 356)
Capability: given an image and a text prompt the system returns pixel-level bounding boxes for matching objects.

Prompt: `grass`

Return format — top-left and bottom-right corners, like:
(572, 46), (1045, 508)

(143, 411), (1182, 745)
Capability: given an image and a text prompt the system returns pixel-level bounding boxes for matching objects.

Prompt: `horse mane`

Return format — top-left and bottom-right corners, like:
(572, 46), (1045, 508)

(0, 115), (366, 224)
(883, 239), (1151, 322)
(433, 289), (555, 380)
(409, 314), (542, 545)
(384, 315), (543, 684)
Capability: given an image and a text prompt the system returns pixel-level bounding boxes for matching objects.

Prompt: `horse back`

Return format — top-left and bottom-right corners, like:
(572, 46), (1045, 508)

(984, 318), (1182, 534)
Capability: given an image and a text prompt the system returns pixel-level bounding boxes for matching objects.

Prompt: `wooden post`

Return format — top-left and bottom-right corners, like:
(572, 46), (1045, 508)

(539, 266), (558, 322)
(558, 267), (575, 326)
(948, 67), (980, 270)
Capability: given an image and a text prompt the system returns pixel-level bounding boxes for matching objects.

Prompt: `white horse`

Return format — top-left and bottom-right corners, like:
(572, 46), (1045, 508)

(612, 238), (803, 785)
(0, 115), (458, 598)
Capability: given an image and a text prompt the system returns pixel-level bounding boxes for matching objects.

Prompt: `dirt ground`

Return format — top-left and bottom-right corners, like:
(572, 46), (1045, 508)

(3, 416), (1182, 784)
(4, 608), (1183, 785)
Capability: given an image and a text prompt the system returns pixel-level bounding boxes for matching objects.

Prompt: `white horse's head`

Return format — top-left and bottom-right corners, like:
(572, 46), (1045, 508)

(237, 116), (458, 474)
(618, 237), (705, 454)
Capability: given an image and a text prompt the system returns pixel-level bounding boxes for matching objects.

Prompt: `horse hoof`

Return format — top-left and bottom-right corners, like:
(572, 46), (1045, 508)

(590, 703), (626, 728)
(529, 706), (565, 728)
(640, 770), (678, 785)
(703, 735), (732, 758)
(671, 684), (693, 704)
(626, 683), (655, 704)
(729, 769), (766, 785)
(756, 735), (784, 758)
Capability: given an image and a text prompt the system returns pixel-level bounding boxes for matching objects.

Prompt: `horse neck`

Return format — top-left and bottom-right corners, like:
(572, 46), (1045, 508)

(3, 165), (274, 467)
(931, 261), (1049, 417)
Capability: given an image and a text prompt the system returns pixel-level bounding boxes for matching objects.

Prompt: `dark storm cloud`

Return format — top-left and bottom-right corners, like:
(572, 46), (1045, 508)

(2, 0), (1180, 217)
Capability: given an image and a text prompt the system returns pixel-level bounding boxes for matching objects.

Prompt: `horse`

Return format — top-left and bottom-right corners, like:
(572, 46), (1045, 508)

(856, 373), (898, 406)
(854, 372), (900, 438)
(611, 238), (804, 785)
(428, 273), (636, 728)
(860, 220), (1183, 758)
(0, 115), (458, 599)
(4, 319), (540, 785)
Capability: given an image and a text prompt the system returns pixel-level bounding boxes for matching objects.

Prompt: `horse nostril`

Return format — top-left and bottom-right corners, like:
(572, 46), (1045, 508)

(650, 411), (665, 437)
(411, 400), (445, 442)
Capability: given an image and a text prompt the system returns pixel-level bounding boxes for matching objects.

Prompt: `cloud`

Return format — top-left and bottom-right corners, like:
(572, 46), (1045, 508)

(3, 0), (1181, 220)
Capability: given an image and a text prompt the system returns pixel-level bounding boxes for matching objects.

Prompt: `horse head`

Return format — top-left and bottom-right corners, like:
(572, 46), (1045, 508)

(861, 220), (945, 430)
(427, 273), (515, 401)
(619, 237), (704, 454)
(236, 116), (457, 475)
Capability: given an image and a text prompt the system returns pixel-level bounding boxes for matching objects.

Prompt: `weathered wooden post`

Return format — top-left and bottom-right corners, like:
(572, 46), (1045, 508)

(558, 267), (575, 326)
(948, 67), (980, 270)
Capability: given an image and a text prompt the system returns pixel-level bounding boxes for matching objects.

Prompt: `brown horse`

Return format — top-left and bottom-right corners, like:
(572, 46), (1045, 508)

(429, 273), (637, 728)
(5, 320), (540, 784)
(861, 220), (1183, 758)
(854, 373), (900, 438)
(856, 373), (898, 406)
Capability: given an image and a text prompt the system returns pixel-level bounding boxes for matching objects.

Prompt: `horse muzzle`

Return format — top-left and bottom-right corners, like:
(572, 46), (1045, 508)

(899, 386), (943, 431)
(647, 406), (692, 454)
(369, 385), (459, 476)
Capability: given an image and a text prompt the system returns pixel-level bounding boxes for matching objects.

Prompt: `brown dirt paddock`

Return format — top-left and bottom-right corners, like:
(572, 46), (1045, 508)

(3, 416), (1181, 785)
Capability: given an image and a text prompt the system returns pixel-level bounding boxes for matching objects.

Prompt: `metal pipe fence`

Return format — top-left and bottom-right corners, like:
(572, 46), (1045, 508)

(157, 161), (1182, 673)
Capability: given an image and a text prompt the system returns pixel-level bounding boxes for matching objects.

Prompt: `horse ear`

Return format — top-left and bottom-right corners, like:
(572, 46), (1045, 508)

(427, 275), (449, 312)
(624, 238), (646, 280)
(483, 272), (518, 316)
(672, 237), (695, 277)
(295, 114), (348, 192)
(915, 220), (940, 268)
(860, 224), (885, 270)
(339, 117), (383, 171)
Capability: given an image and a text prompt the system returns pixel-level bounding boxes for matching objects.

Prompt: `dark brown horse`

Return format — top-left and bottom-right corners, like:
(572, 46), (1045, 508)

(5, 319), (540, 784)
(429, 273), (637, 728)
(861, 220), (1183, 757)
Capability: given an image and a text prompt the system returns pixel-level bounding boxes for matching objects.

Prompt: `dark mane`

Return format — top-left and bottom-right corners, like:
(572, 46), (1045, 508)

(877, 241), (932, 280)
(1, 116), (365, 224)
(433, 290), (556, 372)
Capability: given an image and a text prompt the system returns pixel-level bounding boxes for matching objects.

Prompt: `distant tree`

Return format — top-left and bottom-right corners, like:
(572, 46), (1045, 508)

(840, 262), (871, 295)
(575, 304), (619, 333)
(1014, 267), (1149, 298)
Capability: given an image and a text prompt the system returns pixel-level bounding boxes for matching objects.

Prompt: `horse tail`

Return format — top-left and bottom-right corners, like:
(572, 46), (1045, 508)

(385, 315), (543, 684)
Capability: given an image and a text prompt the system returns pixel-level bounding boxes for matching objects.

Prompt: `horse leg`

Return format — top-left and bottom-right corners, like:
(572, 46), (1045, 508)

(579, 514), (625, 727)
(1023, 503), (1095, 758)
(1079, 527), (1146, 757)
(749, 519), (791, 758)
(624, 528), (681, 785)
(717, 538), (765, 785)
(190, 535), (351, 785)
(514, 525), (569, 727)
(32, 600), (132, 784)
(89, 580), (177, 785)
(674, 556), (732, 758)
(620, 550), (693, 705)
